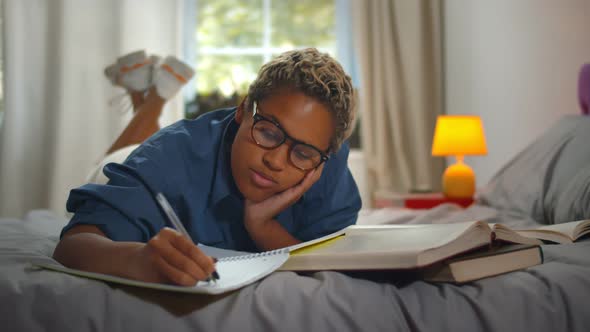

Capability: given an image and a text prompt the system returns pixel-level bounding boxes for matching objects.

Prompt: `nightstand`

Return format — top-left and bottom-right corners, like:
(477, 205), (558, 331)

(373, 191), (474, 209)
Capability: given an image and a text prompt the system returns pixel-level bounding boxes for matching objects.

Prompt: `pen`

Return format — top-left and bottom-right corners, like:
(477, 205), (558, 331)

(155, 192), (220, 282)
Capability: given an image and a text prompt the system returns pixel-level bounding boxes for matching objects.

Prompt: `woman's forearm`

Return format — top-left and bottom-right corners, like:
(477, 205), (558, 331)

(53, 231), (143, 279)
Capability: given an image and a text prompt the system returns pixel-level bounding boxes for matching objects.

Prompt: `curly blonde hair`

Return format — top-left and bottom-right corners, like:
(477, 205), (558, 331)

(246, 48), (356, 153)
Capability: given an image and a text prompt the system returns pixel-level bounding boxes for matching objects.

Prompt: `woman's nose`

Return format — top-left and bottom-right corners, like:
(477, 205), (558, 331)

(262, 143), (290, 171)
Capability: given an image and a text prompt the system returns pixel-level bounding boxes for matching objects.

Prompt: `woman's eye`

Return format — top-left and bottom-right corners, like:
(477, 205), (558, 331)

(261, 128), (279, 141)
(294, 149), (313, 160)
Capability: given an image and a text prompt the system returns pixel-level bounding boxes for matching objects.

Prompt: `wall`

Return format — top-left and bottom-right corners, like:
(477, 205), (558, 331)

(444, 0), (590, 186)
(348, 150), (369, 209)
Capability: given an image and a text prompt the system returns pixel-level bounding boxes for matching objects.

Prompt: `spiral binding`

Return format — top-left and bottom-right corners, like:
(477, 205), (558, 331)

(219, 248), (289, 262)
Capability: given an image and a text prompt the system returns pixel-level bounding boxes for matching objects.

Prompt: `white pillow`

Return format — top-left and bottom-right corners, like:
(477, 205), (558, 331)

(86, 144), (140, 185)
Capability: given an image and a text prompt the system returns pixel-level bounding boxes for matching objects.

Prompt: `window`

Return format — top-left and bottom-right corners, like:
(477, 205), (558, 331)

(188, 0), (335, 116)
(186, 0), (360, 148)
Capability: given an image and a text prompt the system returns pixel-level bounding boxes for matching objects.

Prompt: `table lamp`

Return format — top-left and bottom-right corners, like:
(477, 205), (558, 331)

(431, 115), (487, 198)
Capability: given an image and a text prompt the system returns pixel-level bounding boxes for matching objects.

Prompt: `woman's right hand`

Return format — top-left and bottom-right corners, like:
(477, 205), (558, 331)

(129, 227), (217, 286)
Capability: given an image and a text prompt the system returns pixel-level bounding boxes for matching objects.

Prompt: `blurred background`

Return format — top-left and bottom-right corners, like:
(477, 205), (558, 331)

(0, 0), (588, 218)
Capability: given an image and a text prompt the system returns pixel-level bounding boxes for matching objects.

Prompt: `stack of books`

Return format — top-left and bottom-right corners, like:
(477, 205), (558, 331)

(280, 219), (589, 283)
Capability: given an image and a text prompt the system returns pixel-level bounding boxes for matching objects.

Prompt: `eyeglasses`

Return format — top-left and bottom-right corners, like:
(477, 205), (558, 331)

(251, 102), (329, 171)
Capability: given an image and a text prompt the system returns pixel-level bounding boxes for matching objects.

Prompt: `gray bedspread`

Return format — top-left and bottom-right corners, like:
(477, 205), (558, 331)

(1, 212), (590, 332)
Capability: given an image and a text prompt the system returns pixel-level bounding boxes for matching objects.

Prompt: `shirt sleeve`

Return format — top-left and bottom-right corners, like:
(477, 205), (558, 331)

(61, 151), (169, 242)
(60, 128), (192, 242)
(294, 142), (362, 242)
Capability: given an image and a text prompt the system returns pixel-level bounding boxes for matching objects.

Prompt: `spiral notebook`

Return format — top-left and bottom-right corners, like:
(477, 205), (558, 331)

(34, 230), (346, 295)
(34, 248), (290, 295)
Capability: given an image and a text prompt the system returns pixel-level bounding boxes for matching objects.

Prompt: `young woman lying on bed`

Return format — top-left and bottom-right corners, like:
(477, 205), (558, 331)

(53, 48), (362, 286)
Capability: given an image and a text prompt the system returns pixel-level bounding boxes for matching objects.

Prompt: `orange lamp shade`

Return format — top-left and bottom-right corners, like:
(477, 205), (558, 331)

(431, 115), (487, 156)
(431, 115), (487, 199)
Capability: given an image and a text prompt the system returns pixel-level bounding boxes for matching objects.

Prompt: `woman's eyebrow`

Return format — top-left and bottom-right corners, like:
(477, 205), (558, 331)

(257, 108), (320, 148)
(260, 111), (282, 127)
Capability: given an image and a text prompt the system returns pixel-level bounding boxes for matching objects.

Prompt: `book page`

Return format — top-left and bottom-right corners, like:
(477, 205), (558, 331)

(280, 221), (492, 270)
(491, 224), (543, 245)
(291, 235), (345, 255)
(537, 219), (590, 240)
(287, 227), (348, 251)
(344, 222), (483, 249)
(514, 220), (590, 243)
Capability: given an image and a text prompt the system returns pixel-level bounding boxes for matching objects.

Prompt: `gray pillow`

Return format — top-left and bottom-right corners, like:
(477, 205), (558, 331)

(542, 118), (590, 223)
(551, 165), (590, 224)
(477, 115), (590, 224)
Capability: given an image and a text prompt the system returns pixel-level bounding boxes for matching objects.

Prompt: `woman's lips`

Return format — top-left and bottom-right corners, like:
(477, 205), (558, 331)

(249, 169), (276, 189)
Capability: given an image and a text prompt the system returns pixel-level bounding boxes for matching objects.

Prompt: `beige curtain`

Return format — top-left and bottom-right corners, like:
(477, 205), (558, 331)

(0, 0), (185, 218)
(351, 0), (445, 205)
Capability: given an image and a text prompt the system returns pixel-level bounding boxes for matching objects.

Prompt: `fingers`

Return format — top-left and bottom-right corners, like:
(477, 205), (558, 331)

(307, 163), (325, 184)
(169, 232), (216, 276)
(242, 164), (326, 226)
(147, 228), (216, 286)
(293, 164), (325, 195)
(276, 165), (323, 200)
(151, 253), (199, 286)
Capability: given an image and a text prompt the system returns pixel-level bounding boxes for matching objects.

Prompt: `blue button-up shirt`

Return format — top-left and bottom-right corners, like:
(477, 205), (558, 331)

(62, 108), (361, 252)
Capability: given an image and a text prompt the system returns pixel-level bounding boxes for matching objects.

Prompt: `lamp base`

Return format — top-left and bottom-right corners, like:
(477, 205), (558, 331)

(442, 161), (475, 199)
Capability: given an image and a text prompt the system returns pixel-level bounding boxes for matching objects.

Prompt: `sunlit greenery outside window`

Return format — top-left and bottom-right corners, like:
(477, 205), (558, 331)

(188, 0), (360, 148)
(188, 0), (336, 118)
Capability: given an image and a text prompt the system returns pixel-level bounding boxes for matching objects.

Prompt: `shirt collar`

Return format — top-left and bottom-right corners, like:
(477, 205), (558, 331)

(209, 109), (242, 208)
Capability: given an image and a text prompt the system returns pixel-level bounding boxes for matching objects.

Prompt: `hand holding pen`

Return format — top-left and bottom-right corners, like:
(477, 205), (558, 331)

(134, 192), (220, 286)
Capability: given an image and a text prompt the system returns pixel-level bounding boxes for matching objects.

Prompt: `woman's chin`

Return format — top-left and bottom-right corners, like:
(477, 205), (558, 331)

(238, 183), (276, 203)
(249, 190), (276, 203)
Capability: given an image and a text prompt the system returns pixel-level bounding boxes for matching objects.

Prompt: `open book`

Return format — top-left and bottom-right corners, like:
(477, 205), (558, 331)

(280, 221), (540, 271)
(280, 219), (588, 272)
(510, 219), (590, 244)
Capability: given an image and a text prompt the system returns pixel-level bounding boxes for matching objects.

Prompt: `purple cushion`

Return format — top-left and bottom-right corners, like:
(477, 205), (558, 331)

(580, 63), (590, 115)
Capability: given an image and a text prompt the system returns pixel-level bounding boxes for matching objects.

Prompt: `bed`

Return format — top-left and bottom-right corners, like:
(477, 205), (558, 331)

(1, 65), (589, 331)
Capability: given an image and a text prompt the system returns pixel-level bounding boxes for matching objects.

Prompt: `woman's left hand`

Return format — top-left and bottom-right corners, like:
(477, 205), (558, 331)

(243, 165), (324, 231)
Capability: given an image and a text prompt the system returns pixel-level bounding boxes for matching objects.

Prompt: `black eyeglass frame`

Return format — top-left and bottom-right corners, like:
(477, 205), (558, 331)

(251, 102), (330, 171)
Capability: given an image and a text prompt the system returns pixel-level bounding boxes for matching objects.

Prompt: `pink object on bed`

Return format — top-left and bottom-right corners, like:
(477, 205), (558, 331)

(580, 63), (590, 115)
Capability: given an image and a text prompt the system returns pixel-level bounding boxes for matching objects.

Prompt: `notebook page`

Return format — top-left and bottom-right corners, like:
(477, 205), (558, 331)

(198, 244), (251, 259)
(209, 249), (289, 293)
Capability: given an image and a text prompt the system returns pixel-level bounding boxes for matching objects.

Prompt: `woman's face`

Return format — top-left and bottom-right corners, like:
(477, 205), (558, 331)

(231, 90), (335, 203)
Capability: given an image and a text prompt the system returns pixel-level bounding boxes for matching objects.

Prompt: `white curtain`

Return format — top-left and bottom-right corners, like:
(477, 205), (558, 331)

(351, 0), (445, 204)
(0, 0), (185, 218)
